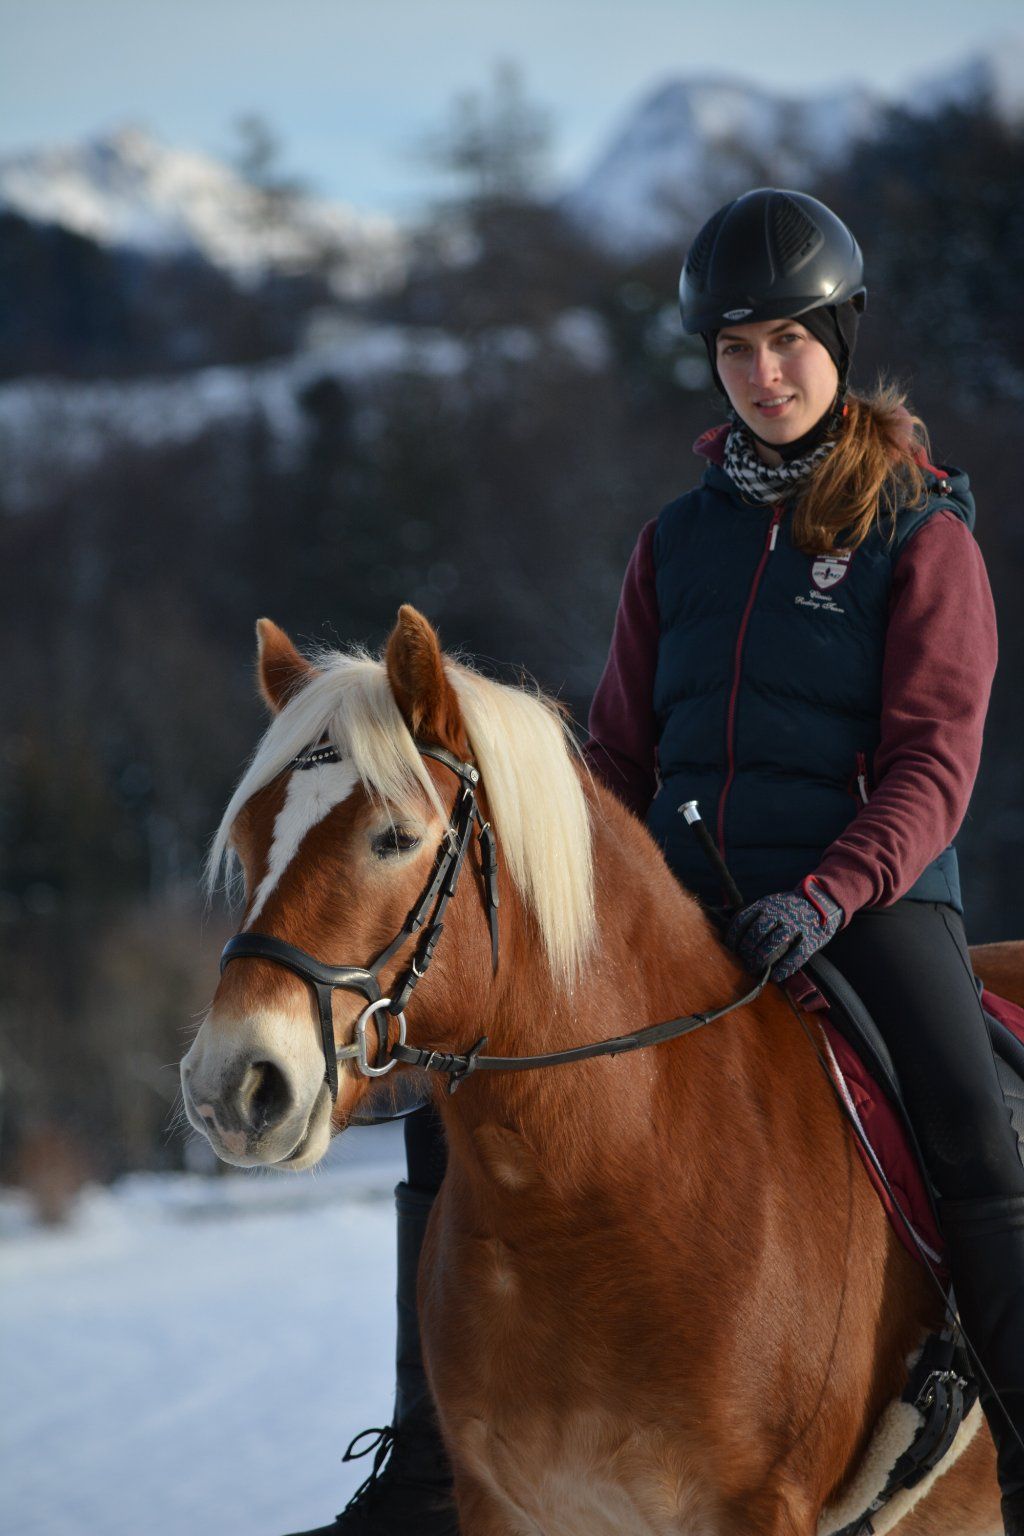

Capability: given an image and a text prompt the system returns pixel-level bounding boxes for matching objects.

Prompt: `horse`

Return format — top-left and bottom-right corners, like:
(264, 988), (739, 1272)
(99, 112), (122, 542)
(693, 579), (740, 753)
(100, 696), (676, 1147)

(181, 605), (1020, 1536)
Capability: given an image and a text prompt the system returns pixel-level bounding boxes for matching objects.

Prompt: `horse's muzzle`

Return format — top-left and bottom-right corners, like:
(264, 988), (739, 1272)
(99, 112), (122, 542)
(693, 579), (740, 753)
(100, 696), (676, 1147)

(180, 1041), (328, 1168)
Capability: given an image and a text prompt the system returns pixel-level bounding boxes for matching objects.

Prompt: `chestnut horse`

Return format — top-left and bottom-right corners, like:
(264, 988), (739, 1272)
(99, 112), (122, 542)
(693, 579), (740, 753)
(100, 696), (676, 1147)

(182, 607), (1020, 1536)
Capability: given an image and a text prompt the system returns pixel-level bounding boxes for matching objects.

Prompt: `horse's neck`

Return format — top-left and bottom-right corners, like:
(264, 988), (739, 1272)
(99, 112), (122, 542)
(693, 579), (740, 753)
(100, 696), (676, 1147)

(436, 778), (752, 1166)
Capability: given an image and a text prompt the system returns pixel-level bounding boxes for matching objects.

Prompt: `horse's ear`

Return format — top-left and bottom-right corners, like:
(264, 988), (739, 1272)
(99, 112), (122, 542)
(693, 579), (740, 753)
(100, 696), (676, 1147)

(385, 605), (466, 752)
(256, 618), (316, 714)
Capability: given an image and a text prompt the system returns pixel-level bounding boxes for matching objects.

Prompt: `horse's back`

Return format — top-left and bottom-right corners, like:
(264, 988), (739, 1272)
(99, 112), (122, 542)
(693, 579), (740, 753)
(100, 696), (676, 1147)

(971, 939), (1024, 1009)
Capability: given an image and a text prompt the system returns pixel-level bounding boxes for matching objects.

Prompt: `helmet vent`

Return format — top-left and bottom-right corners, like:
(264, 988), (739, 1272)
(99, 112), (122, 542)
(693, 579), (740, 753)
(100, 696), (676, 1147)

(685, 206), (728, 289)
(771, 194), (823, 271)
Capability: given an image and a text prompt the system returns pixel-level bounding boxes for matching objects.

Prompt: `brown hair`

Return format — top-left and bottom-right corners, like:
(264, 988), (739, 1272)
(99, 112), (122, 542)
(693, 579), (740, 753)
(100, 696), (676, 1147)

(791, 381), (931, 555)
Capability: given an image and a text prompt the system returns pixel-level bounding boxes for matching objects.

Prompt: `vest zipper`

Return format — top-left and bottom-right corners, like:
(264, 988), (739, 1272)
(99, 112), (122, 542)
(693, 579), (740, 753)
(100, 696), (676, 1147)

(856, 750), (870, 805)
(715, 503), (785, 863)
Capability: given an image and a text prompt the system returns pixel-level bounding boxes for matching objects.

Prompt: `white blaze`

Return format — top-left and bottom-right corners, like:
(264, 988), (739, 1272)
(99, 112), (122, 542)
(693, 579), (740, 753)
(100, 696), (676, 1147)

(247, 760), (359, 923)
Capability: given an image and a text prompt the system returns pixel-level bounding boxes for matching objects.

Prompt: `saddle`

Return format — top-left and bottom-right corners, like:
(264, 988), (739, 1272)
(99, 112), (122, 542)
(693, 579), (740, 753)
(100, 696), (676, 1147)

(787, 957), (1024, 1536)
(793, 955), (1024, 1268)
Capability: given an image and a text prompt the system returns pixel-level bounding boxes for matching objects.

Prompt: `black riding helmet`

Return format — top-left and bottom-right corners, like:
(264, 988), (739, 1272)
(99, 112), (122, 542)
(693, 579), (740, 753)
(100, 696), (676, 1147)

(680, 188), (867, 455)
(680, 187), (866, 334)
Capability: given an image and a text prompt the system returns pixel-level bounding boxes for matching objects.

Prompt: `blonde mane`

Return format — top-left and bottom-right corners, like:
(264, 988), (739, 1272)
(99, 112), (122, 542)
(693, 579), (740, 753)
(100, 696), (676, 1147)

(206, 647), (596, 986)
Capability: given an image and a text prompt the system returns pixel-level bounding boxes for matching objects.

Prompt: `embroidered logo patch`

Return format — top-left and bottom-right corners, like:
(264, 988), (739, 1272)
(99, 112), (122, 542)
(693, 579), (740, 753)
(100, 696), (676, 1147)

(795, 549), (853, 614)
(722, 307), (754, 320)
(810, 551), (852, 591)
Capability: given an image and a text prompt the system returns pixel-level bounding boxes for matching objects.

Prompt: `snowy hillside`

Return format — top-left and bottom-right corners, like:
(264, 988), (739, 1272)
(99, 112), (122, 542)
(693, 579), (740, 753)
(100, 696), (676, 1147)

(0, 308), (612, 513)
(561, 75), (881, 257)
(0, 125), (407, 296)
(1, 1125), (407, 1536)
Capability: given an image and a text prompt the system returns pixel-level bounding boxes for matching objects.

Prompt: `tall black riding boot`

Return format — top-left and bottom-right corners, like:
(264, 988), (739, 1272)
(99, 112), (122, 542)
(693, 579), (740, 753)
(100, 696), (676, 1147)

(940, 1194), (1024, 1535)
(281, 1182), (457, 1536)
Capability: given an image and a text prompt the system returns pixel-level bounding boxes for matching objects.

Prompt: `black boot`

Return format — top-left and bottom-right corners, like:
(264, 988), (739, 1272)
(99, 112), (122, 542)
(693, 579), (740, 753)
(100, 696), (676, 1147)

(281, 1182), (457, 1536)
(940, 1194), (1024, 1530)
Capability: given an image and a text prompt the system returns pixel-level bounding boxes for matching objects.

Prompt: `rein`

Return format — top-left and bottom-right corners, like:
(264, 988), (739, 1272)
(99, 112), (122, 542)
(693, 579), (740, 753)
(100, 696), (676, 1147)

(219, 739), (769, 1099)
(389, 975), (769, 1091)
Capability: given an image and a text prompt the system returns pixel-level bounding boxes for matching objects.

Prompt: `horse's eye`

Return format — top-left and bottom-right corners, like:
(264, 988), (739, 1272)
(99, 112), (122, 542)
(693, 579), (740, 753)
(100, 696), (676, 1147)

(371, 826), (421, 860)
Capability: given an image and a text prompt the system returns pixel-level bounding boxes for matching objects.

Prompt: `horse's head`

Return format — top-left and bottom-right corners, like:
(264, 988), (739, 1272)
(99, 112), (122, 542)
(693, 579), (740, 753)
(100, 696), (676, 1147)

(180, 606), (594, 1171)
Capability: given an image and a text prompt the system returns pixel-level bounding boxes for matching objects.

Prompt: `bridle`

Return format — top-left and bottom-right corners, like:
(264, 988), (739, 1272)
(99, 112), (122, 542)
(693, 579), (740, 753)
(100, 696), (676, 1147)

(219, 739), (499, 1102)
(219, 738), (770, 1102)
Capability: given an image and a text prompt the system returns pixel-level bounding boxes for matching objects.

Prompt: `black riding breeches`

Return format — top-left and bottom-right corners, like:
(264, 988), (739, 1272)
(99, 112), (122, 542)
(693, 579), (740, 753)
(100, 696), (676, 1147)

(404, 898), (1024, 1203)
(822, 899), (1024, 1202)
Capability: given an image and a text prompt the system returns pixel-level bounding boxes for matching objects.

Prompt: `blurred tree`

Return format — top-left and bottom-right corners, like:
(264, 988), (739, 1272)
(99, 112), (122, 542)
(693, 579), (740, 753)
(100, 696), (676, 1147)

(0, 211), (323, 377)
(230, 113), (349, 295)
(390, 61), (617, 334)
(815, 103), (1024, 408)
(231, 112), (306, 230)
(418, 59), (553, 209)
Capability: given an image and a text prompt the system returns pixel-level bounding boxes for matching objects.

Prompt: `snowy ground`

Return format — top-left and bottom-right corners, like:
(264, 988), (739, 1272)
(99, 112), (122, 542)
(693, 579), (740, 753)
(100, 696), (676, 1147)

(0, 308), (613, 515)
(1, 1123), (409, 1536)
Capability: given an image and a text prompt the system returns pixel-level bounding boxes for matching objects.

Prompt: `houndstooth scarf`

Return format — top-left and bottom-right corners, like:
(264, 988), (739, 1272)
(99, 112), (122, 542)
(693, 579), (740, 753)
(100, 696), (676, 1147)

(723, 423), (836, 504)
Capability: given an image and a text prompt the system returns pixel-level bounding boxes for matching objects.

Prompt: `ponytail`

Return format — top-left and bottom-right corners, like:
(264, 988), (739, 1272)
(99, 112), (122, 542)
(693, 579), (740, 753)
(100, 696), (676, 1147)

(792, 382), (930, 555)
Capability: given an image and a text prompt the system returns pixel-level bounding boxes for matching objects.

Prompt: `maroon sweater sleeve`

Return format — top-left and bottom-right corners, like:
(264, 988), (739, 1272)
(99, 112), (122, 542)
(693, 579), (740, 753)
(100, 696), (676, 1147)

(811, 511), (998, 923)
(582, 519), (660, 818)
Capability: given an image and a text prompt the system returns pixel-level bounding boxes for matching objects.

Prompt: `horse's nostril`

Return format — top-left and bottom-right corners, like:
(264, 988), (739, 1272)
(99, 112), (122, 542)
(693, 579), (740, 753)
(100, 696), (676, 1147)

(239, 1059), (293, 1133)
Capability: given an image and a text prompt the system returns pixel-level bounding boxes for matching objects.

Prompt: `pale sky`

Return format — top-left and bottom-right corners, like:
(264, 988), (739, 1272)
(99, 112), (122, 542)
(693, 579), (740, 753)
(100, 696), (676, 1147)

(1, 0), (1019, 217)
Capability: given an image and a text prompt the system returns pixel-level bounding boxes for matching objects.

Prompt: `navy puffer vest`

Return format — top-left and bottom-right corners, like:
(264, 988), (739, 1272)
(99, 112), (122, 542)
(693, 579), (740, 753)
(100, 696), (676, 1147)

(645, 442), (973, 912)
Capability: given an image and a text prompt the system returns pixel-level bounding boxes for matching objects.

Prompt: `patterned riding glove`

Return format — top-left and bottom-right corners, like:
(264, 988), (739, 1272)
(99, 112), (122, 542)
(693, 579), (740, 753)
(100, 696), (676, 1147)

(725, 878), (844, 983)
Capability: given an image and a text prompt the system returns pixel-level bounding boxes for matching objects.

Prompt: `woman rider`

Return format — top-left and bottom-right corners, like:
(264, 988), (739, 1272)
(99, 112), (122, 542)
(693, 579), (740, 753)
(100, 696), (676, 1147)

(283, 188), (1024, 1536)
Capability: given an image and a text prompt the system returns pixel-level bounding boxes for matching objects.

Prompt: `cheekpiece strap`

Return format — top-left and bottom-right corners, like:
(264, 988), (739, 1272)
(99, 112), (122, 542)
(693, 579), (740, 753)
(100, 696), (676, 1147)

(478, 822), (500, 971)
(386, 761), (485, 1013)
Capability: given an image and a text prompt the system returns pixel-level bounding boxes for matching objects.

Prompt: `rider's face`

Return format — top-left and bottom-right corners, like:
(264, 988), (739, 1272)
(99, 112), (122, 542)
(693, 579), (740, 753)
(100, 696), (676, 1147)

(715, 319), (839, 457)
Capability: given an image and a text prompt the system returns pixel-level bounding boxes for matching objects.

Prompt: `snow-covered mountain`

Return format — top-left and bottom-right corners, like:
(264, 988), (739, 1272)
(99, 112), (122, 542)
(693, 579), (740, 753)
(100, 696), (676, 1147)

(0, 124), (407, 297)
(1, 36), (1019, 287)
(561, 77), (881, 258)
(560, 37), (1024, 259)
